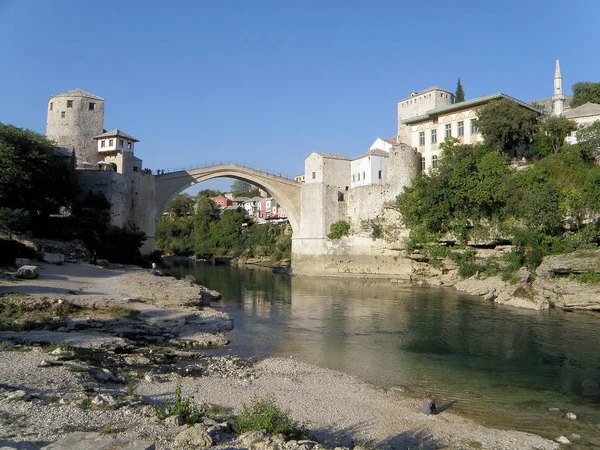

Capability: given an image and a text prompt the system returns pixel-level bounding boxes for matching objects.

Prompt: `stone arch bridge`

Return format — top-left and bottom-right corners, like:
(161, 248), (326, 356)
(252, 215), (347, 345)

(154, 164), (302, 232)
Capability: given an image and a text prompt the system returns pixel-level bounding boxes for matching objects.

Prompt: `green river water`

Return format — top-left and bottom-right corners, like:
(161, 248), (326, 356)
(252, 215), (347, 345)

(169, 262), (600, 447)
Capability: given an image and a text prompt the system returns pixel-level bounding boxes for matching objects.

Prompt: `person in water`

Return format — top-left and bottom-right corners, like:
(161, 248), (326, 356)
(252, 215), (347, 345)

(422, 392), (437, 414)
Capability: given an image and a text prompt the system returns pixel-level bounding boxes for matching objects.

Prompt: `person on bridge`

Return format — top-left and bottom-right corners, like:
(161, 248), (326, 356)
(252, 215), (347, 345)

(422, 393), (437, 414)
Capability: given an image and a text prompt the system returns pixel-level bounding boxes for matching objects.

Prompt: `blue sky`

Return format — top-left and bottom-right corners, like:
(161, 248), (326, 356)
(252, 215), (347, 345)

(1, 0), (598, 193)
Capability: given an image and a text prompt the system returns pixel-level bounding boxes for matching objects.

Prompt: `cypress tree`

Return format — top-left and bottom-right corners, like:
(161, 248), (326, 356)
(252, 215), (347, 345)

(455, 78), (465, 103)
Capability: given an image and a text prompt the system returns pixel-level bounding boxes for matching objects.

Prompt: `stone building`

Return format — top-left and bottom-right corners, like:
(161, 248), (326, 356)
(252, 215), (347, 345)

(46, 88), (105, 165)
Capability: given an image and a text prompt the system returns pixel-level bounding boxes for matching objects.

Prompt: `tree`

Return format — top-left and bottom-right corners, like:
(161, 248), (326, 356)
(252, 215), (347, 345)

(166, 194), (195, 218)
(541, 116), (578, 154)
(231, 180), (252, 194)
(455, 78), (465, 103)
(0, 123), (76, 225)
(576, 121), (600, 160)
(476, 99), (540, 156)
(571, 82), (600, 108)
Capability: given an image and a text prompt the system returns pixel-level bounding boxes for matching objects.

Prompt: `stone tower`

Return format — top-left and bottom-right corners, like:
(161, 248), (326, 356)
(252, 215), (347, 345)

(552, 59), (566, 116)
(46, 88), (105, 165)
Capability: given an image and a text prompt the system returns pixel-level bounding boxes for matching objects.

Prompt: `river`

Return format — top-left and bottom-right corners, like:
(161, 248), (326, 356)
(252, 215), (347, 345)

(169, 262), (600, 447)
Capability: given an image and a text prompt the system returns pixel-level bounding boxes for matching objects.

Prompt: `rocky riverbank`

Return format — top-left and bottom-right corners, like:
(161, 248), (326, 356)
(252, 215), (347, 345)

(408, 250), (600, 311)
(0, 262), (566, 449)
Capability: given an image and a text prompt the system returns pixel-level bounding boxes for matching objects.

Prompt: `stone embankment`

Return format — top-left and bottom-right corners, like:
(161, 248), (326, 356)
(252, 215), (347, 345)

(410, 249), (600, 311)
(0, 260), (564, 449)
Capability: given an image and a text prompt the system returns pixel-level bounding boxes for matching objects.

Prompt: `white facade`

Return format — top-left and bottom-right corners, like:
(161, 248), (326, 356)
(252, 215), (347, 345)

(350, 150), (388, 188)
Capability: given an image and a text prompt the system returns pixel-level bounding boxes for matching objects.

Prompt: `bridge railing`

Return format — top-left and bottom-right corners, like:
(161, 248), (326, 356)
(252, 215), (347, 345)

(155, 161), (296, 181)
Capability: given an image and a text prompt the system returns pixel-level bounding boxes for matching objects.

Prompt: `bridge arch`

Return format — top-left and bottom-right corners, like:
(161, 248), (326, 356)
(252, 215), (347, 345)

(154, 164), (302, 233)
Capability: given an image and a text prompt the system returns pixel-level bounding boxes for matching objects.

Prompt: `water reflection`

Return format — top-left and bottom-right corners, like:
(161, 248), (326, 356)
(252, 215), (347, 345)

(170, 263), (600, 446)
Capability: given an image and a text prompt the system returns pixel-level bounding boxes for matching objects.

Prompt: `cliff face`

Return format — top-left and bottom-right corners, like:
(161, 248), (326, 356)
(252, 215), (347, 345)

(414, 251), (600, 311)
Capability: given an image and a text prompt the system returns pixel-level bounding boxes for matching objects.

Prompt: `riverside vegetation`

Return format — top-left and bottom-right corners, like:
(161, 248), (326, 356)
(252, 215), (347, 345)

(156, 191), (292, 263)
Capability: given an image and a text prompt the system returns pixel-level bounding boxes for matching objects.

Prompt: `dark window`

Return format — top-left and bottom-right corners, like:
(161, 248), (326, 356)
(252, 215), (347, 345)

(108, 139), (113, 146)
(119, 140), (124, 147)
(432, 155), (438, 169)
(49, 102), (53, 111)
(471, 120), (478, 134)
(127, 142), (132, 149)
(420, 157), (425, 171)
(89, 102), (95, 110)
(101, 140), (106, 148)
(312, 172), (316, 179)
(61, 111), (65, 118)
(67, 100), (73, 108)
(378, 170), (383, 180)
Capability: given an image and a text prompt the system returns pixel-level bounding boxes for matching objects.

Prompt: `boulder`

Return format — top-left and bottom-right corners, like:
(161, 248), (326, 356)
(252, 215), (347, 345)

(5, 390), (28, 401)
(174, 424), (213, 448)
(16, 265), (38, 279)
(41, 252), (65, 264)
(42, 432), (155, 449)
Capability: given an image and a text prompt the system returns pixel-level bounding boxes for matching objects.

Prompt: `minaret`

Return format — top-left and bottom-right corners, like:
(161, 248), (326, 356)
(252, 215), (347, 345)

(552, 59), (566, 116)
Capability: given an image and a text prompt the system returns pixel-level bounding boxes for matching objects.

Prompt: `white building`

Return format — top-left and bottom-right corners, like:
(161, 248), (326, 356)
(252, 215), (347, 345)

(350, 149), (389, 188)
(93, 129), (142, 175)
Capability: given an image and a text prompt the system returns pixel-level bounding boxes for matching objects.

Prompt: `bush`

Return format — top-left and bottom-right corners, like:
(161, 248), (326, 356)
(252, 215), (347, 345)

(233, 396), (308, 440)
(575, 270), (600, 284)
(155, 382), (200, 425)
(327, 220), (350, 240)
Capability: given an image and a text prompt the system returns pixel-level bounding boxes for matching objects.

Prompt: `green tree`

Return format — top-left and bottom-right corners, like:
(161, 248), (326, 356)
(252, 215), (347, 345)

(541, 116), (578, 154)
(455, 78), (465, 103)
(166, 194), (195, 218)
(576, 121), (600, 160)
(0, 123), (77, 226)
(231, 180), (253, 195)
(476, 99), (540, 156)
(571, 82), (600, 108)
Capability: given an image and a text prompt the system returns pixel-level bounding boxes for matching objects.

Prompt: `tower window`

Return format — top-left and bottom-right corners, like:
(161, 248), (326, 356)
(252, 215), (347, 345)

(127, 142), (132, 149)
(49, 102), (53, 111)
(312, 172), (316, 179)
(119, 139), (124, 148)
(61, 111), (65, 118)
(67, 100), (73, 108)
(378, 170), (383, 180)
(89, 102), (95, 110)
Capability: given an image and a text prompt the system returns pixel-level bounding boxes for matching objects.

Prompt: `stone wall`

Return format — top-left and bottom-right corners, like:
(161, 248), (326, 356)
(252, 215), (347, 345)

(76, 170), (157, 254)
(292, 235), (413, 278)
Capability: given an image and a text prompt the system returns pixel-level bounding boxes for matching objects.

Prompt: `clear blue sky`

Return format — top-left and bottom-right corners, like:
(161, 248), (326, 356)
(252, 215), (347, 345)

(1, 0), (598, 193)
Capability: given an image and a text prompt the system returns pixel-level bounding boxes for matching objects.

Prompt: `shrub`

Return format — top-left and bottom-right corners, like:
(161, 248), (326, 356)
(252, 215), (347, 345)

(327, 220), (350, 240)
(574, 270), (600, 284)
(233, 396), (308, 440)
(155, 382), (200, 425)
